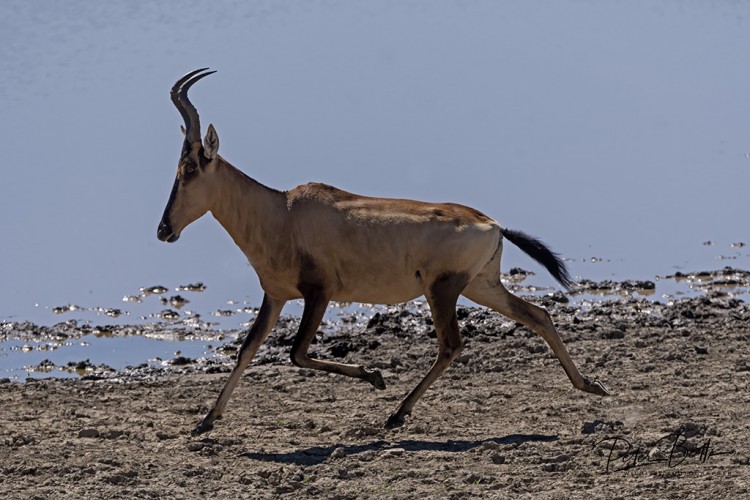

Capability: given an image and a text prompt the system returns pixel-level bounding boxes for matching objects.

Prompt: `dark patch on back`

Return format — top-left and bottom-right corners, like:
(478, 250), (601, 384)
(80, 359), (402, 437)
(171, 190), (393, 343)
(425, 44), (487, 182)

(309, 183), (358, 202)
(442, 203), (493, 225)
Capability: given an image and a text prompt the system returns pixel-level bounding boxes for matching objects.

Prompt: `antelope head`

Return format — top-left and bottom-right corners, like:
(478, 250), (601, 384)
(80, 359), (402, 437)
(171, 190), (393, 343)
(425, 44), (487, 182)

(157, 68), (221, 243)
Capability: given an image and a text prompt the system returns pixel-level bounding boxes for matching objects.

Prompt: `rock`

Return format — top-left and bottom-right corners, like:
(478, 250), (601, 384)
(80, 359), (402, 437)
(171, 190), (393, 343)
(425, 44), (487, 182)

(480, 441), (500, 451)
(465, 473), (483, 484)
(102, 429), (125, 439)
(548, 291), (569, 303)
(102, 470), (138, 485)
(330, 447), (346, 459)
(601, 328), (625, 340)
(170, 356), (193, 366)
(381, 447), (405, 457)
(187, 442), (205, 452)
(330, 342), (353, 358)
(78, 428), (100, 439)
(679, 421), (705, 438)
(581, 420), (624, 434)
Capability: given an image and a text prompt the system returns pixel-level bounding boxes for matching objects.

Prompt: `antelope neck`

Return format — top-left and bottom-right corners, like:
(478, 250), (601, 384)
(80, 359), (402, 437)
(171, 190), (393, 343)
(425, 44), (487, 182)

(208, 158), (289, 267)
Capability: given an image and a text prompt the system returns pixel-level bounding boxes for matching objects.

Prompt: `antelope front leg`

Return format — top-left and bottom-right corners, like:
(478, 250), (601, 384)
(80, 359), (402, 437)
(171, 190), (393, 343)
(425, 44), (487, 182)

(193, 294), (285, 436)
(289, 286), (385, 389)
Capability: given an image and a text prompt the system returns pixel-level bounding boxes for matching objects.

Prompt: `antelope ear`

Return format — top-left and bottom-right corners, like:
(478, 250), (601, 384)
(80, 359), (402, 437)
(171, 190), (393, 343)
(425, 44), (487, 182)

(204, 124), (219, 160)
(180, 125), (186, 137)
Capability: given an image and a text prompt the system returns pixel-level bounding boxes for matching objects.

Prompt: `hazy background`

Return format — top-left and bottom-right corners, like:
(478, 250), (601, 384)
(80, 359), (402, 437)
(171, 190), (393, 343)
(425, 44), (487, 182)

(2, 0), (749, 326)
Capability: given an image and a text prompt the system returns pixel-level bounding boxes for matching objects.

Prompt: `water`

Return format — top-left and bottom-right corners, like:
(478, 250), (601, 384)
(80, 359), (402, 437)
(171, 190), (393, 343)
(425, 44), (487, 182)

(0, 335), (212, 381)
(1, 1), (749, 376)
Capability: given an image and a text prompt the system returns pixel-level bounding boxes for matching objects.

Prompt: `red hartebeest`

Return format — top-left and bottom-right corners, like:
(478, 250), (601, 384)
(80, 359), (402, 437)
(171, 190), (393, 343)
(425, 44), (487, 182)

(157, 68), (608, 436)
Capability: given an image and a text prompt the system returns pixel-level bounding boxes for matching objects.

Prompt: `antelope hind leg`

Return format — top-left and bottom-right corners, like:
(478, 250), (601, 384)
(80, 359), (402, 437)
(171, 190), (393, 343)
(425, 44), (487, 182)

(385, 272), (467, 429)
(462, 278), (609, 396)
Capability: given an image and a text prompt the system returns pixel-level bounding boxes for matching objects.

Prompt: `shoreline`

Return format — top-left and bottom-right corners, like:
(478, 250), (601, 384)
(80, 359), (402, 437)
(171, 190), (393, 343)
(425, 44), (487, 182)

(2, 267), (750, 383)
(2, 284), (749, 497)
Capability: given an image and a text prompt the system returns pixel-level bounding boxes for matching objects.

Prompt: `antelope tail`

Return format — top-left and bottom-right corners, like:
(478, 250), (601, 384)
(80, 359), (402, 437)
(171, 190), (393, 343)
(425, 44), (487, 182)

(501, 228), (575, 291)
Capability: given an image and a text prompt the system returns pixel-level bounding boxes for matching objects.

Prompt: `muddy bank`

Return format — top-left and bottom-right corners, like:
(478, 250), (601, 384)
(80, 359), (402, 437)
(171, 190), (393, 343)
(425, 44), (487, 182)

(2, 286), (750, 498)
(3, 267), (749, 381)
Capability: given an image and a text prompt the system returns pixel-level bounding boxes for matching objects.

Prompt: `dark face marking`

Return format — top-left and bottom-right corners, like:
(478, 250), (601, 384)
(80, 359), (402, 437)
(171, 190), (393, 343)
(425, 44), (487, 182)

(176, 140), (213, 183)
(178, 142), (203, 183)
(157, 177), (181, 242)
(157, 141), (207, 242)
(182, 159), (200, 182)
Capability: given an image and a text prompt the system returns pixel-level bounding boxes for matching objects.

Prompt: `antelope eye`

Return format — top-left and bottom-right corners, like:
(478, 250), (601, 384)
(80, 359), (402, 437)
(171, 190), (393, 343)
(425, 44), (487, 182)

(184, 162), (196, 174)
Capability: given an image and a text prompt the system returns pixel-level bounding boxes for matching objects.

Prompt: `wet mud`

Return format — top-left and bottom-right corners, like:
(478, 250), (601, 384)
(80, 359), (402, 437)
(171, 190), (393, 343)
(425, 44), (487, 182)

(1, 270), (750, 498)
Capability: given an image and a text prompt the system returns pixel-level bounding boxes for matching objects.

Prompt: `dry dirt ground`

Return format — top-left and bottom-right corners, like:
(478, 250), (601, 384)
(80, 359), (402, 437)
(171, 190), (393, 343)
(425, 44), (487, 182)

(2, 289), (750, 499)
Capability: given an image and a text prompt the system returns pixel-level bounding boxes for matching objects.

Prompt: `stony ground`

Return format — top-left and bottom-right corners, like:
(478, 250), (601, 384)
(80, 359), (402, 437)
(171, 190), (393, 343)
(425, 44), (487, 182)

(2, 283), (750, 498)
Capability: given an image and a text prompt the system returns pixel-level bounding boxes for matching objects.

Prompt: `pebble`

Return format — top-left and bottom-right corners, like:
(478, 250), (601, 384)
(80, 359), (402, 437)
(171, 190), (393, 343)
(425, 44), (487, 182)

(381, 447), (405, 457)
(480, 441), (500, 451)
(187, 442), (205, 452)
(78, 428), (100, 439)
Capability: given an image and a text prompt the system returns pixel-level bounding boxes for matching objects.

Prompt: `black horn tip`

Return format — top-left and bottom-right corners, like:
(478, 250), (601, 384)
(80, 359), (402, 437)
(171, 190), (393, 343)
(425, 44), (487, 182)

(170, 68), (216, 144)
(171, 68), (216, 94)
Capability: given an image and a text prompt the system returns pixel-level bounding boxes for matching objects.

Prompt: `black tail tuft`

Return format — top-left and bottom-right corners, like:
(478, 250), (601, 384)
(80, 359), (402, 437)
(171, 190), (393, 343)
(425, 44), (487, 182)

(501, 228), (574, 291)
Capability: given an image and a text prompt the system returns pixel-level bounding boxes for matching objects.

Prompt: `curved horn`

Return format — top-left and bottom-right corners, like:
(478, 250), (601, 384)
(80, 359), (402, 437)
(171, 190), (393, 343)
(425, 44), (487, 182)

(171, 68), (216, 144)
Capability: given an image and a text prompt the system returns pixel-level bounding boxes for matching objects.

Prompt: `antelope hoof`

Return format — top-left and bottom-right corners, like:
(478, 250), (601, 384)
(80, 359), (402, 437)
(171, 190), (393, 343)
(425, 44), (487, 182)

(367, 369), (386, 390)
(583, 378), (610, 397)
(384, 413), (406, 430)
(192, 416), (216, 436)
